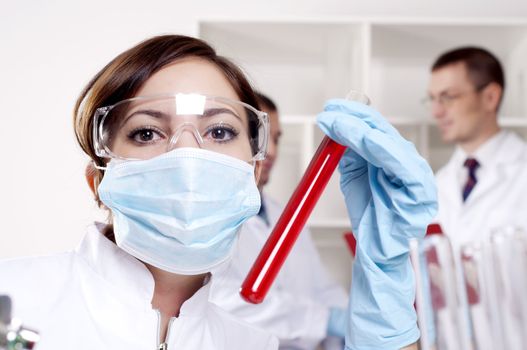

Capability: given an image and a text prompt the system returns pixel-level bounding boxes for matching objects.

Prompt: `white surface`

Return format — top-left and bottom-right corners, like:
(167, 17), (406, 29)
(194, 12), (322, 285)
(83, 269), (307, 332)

(2, 1), (527, 259)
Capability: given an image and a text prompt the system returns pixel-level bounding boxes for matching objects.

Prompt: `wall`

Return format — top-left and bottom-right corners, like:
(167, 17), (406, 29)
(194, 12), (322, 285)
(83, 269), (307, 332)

(1, 0), (527, 257)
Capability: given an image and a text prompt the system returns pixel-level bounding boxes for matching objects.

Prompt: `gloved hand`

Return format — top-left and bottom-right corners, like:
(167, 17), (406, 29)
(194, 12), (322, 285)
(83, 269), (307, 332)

(327, 307), (347, 338)
(316, 100), (438, 350)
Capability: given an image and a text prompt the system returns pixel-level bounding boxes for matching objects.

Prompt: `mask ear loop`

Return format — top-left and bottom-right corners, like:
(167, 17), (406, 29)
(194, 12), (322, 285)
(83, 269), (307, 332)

(88, 161), (112, 219)
(93, 161), (107, 171)
(252, 159), (262, 185)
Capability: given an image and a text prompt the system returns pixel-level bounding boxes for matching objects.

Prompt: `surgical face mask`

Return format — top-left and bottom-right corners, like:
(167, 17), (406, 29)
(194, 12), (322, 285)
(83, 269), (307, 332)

(97, 147), (261, 275)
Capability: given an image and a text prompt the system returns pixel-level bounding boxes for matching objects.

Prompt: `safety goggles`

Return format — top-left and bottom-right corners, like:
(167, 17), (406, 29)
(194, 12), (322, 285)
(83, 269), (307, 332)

(93, 93), (269, 163)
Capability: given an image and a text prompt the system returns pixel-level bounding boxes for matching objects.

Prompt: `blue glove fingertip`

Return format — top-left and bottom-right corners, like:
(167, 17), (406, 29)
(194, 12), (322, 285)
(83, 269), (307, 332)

(315, 111), (336, 132)
(323, 98), (401, 138)
(323, 99), (367, 114)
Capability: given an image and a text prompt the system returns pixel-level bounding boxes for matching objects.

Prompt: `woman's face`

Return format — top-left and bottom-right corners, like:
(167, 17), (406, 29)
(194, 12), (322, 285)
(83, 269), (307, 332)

(108, 58), (257, 163)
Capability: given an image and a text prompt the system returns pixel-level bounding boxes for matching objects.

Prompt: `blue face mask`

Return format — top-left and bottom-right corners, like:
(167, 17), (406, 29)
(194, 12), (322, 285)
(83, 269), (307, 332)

(97, 148), (261, 275)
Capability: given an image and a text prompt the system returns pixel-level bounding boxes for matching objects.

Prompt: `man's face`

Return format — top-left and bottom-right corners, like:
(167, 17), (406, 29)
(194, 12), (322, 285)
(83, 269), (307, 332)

(259, 108), (282, 188)
(428, 62), (487, 145)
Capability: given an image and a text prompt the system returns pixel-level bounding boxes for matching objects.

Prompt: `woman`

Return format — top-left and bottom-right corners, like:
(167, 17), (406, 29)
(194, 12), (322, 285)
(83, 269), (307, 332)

(0, 34), (278, 350)
(0, 34), (437, 350)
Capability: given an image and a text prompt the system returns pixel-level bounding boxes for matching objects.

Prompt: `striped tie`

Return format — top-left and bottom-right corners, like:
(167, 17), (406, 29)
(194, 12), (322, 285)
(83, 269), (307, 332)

(462, 158), (480, 202)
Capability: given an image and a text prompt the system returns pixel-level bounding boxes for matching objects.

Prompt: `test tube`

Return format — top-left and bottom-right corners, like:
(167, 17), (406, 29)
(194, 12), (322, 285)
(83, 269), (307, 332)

(461, 242), (503, 350)
(240, 91), (369, 304)
(409, 238), (432, 350)
(423, 235), (468, 350)
(489, 227), (526, 350)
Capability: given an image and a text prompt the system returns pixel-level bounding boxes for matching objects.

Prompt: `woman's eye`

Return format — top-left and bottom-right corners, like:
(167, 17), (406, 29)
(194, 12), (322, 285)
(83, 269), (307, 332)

(206, 125), (238, 142)
(211, 128), (231, 140)
(128, 127), (164, 144)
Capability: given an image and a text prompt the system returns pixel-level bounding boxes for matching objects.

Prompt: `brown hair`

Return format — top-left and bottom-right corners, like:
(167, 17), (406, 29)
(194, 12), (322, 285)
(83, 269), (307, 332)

(431, 46), (505, 109)
(255, 91), (278, 113)
(74, 34), (260, 201)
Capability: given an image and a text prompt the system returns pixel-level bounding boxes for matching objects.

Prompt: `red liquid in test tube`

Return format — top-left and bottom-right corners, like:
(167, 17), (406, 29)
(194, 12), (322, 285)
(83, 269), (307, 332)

(240, 91), (370, 304)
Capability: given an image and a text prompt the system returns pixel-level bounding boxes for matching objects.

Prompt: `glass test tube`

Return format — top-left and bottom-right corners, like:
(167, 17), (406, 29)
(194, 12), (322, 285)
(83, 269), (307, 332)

(489, 227), (527, 350)
(240, 91), (369, 304)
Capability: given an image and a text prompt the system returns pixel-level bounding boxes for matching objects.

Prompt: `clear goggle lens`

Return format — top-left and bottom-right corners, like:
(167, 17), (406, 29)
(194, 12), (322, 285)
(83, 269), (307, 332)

(93, 93), (269, 163)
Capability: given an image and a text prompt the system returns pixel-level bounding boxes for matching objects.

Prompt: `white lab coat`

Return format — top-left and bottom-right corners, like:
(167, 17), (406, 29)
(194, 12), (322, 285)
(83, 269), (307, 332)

(210, 194), (348, 350)
(435, 130), (527, 248)
(0, 223), (278, 350)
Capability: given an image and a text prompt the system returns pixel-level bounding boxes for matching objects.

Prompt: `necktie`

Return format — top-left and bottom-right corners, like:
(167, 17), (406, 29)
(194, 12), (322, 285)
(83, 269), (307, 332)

(462, 158), (480, 202)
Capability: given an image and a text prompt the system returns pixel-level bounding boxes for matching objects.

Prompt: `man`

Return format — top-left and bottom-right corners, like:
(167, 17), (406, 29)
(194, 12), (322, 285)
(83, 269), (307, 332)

(211, 92), (349, 350)
(427, 47), (527, 248)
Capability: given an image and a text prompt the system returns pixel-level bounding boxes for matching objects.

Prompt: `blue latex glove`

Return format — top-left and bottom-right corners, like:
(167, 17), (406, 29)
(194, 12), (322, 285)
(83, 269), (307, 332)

(316, 100), (438, 350)
(327, 307), (347, 338)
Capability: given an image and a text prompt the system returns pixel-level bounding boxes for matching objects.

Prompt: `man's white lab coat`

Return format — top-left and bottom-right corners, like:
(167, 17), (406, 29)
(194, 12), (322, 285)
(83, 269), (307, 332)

(211, 194), (348, 350)
(435, 130), (527, 248)
(0, 223), (278, 350)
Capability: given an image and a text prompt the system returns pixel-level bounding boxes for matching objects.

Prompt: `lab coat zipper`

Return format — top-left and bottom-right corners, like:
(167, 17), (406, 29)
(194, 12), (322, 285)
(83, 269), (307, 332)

(156, 310), (175, 350)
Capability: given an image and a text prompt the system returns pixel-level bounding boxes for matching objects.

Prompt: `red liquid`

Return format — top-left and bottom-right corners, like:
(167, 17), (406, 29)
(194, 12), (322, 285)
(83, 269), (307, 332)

(240, 136), (347, 303)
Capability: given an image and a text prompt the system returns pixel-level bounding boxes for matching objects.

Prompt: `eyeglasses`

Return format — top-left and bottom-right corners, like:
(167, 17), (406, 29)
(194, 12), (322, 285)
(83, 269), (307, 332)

(93, 93), (269, 163)
(422, 85), (487, 109)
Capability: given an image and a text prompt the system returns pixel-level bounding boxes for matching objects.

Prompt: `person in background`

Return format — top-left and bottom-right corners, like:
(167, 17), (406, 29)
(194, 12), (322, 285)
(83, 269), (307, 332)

(211, 92), (349, 350)
(426, 46), (527, 247)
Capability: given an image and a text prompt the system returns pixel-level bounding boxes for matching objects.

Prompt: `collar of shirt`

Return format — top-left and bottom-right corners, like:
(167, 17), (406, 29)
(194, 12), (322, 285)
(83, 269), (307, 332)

(76, 223), (211, 316)
(257, 193), (270, 226)
(453, 130), (508, 191)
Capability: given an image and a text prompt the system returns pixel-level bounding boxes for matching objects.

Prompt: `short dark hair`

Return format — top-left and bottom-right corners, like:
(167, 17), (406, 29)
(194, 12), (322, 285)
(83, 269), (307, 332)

(431, 46), (505, 92)
(255, 91), (277, 112)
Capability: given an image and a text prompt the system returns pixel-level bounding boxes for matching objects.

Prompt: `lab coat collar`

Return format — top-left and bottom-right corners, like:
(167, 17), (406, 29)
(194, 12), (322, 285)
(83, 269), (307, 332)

(76, 223), (155, 307)
(455, 130), (524, 207)
(439, 130), (506, 209)
(179, 274), (211, 317)
(76, 223), (212, 316)
(491, 130), (527, 164)
(453, 130), (521, 167)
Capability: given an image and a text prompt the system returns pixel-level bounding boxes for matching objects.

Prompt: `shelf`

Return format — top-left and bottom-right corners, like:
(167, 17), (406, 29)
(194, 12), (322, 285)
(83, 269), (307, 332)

(281, 115), (317, 124)
(282, 114), (527, 127)
(200, 21), (369, 115)
(370, 23), (527, 118)
(498, 117), (527, 127)
(281, 114), (433, 126)
(200, 20), (527, 220)
(199, 18), (527, 293)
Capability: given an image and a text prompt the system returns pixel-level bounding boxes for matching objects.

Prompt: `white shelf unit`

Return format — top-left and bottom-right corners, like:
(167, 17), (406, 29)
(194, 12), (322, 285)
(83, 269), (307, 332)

(199, 19), (527, 289)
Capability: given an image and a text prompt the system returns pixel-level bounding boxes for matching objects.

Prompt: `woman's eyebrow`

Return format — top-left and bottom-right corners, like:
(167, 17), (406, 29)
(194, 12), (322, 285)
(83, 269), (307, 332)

(121, 109), (171, 126)
(122, 108), (242, 124)
(202, 107), (242, 122)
